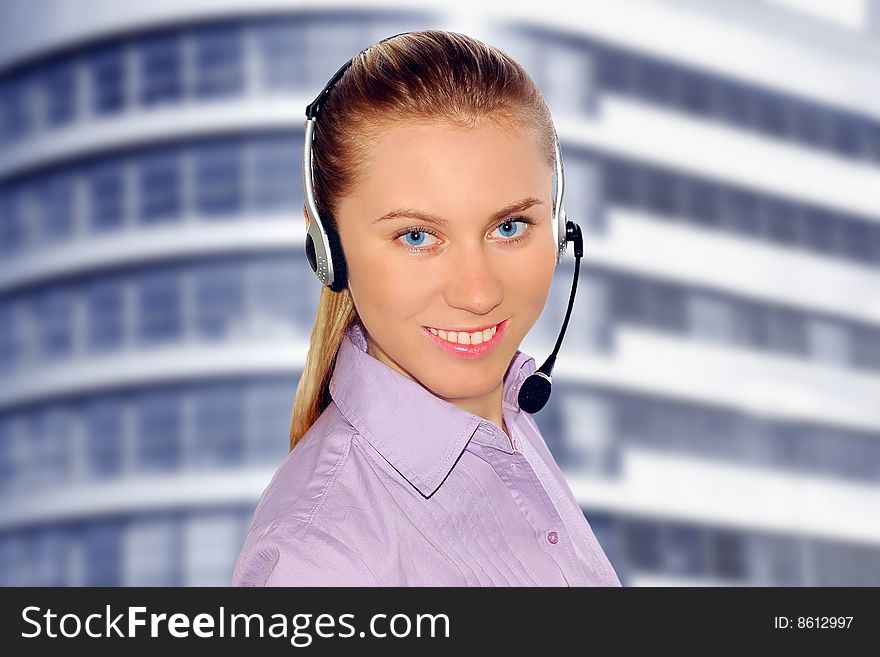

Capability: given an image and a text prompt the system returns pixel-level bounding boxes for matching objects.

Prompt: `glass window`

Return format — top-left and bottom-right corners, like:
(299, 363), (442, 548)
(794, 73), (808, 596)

(622, 518), (662, 571)
(850, 325), (880, 372)
(539, 41), (594, 115)
(78, 521), (122, 586)
(193, 25), (244, 98)
(0, 71), (34, 143)
(664, 523), (706, 576)
(597, 48), (634, 94)
(719, 188), (761, 237)
(648, 281), (687, 333)
(0, 299), (26, 372)
(0, 418), (17, 496)
(193, 260), (244, 339)
(28, 407), (71, 490)
(33, 286), (74, 361)
(37, 173), (74, 244)
(256, 19), (305, 91)
(136, 269), (181, 344)
(0, 185), (29, 254)
(601, 157), (640, 207)
(42, 59), (77, 127)
(139, 31), (183, 106)
(687, 291), (734, 344)
(87, 160), (126, 232)
(89, 43), (127, 115)
(754, 91), (788, 138)
(764, 199), (802, 246)
(249, 256), (306, 334)
(250, 133), (301, 212)
(194, 140), (243, 217)
(793, 104), (831, 149)
(765, 306), (808, 356)
(247, 378), (294, 462)
(86, 278), (125, 351)
(124, 516), (180, 586)
(184, 511), (242, 585)
(137, 149), (182, 223)
(635, 58), (676, 107)
(135, 390), (181, 471)
(683, 178), (720, 228)
(708, 529), (747, 580)
(837, 217), (874, 264)
(830, 114), (862, 159)
(192, 383), (244, 466)
(26, 529), (68, 586)
(83, 396), (125, 479)
(807, 317), (850, 366)
(731, 299), (768, 350)
(802, 207), (838, 256)
(712, 79), (751, 127)
(644, 169), (680, 218)
(679, 71), (711, 116)
(560, 392), (614, 472)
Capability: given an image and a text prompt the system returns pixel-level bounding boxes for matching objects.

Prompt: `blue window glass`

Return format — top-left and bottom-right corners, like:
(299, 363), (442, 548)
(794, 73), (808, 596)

(645, 169), (680, 218)
(192, 383), (244, 466)
(763, 199), (801, 246)
(37, 174), (74, 244)
(193, 260), (244, 339)
(765, 307), (808, 356)
(28, 407), (71, 490)
(597, 49), (634, 94)
(136, 269), (181, 343)
(635, 58), (676, 106)
(754, 91), (789, 138)
(250, 256), (306, 331)
(793, 104), (831, 150)
(0, 418), (16, 496)
(79, 521), (122, 586)
(256, 20), (305, 91)
(135, 390), (181, 471)
(137, 149), (182, 223)
(831, 114), (862, 159)
(622, 519), (662, 572)
(851, 325), (880, 372)
(0, 72), (34, 142)
(679, 71), (712, 116)
(647, 281), (686, 333)
(83, 397), (124, 479)
(714, 79), (751, 127)
(838, 217), (874, 264)
(139, 32), (183, 106)
(802, 207), (838, 256)
(0, 187), (23, 255)
(89, 44), (126, 115)
(719, 188), (761, 237)
(708, 529), (747, 580)
(27, 529), (68, 585)
(34, 287), (73, 361)
(601, 157), (639, 207)
(194, 140), (243, 217)
(193, 25), (244, 98)
(86, 278), (124, 351)
(684, 179), (720, 228)
(42, 59), (77, 127)
(664, 523), (706, 576)
(247, 378), (294, 462)
(125, 516), (180, 586)
(88, 161), (126, 231)
(250, 133), (300, 212)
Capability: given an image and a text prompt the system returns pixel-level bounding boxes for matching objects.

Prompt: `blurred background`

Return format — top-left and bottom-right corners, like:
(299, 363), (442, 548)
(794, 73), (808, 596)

(1, 0), (879, 586)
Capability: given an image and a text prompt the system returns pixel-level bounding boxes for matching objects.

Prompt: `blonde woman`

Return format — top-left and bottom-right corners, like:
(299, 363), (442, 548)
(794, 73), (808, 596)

(232, 30), (620, 587)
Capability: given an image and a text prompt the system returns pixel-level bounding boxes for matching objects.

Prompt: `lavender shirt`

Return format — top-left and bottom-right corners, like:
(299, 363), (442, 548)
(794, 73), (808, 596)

(232, 320), (621, 586)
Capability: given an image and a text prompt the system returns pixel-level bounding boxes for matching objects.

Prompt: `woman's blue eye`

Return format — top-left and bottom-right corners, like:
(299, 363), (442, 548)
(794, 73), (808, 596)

(402, 230), (437, 247)
(493, 220), (527, 239)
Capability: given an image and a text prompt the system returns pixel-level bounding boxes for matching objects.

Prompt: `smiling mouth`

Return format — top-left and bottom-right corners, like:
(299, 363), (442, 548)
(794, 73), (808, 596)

(423, 321), (502, 346)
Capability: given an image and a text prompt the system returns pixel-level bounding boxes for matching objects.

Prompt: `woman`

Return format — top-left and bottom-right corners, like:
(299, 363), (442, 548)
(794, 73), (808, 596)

(232, 30), (621, 586)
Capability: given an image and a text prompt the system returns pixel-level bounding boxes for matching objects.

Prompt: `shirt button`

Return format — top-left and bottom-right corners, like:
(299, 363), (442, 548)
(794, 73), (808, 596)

(547, 530), (559, 545)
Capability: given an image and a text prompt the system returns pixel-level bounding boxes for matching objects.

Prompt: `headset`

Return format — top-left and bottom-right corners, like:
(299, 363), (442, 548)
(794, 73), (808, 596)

(302, 32), (584, 414)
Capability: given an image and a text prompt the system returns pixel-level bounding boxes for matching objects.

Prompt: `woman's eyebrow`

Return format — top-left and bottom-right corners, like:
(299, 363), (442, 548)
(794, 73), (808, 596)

(373, 197), (544, 227)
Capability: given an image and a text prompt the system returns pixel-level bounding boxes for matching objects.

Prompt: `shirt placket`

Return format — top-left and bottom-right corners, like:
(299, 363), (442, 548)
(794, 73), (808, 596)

(472, 423), (587, 586)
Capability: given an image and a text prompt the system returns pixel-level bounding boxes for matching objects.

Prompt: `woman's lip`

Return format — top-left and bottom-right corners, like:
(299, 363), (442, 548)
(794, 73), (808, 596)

(421, 318), (509, 360)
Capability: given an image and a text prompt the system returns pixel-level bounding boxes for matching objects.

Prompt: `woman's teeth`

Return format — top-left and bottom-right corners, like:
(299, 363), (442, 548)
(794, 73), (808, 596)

(428, 324), (498, 345)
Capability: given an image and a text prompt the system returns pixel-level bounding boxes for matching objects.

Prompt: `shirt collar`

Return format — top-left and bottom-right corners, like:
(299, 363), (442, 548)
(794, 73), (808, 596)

(328, 319), (537, 498)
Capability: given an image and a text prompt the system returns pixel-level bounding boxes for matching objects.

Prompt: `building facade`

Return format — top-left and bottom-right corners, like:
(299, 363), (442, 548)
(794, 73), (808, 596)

(1, 0), (878, 585)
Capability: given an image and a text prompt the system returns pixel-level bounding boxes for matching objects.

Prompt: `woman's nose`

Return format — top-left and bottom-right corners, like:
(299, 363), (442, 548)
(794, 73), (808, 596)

(441, 245), (504, 313)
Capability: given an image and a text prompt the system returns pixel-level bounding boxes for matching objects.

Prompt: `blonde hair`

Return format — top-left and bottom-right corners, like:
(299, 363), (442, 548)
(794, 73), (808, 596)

(289, 29), (557, 451)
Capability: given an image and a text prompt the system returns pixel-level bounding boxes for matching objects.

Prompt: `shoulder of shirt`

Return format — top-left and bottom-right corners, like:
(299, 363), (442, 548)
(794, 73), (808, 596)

(232, 402), (381, 586)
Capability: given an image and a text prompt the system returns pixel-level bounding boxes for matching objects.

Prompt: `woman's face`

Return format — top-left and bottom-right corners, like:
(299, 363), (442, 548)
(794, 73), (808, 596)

(332, 119), (557, 411)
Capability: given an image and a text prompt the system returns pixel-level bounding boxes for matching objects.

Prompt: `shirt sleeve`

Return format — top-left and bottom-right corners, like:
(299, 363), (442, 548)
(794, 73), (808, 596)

(231, 518), (379, 587)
